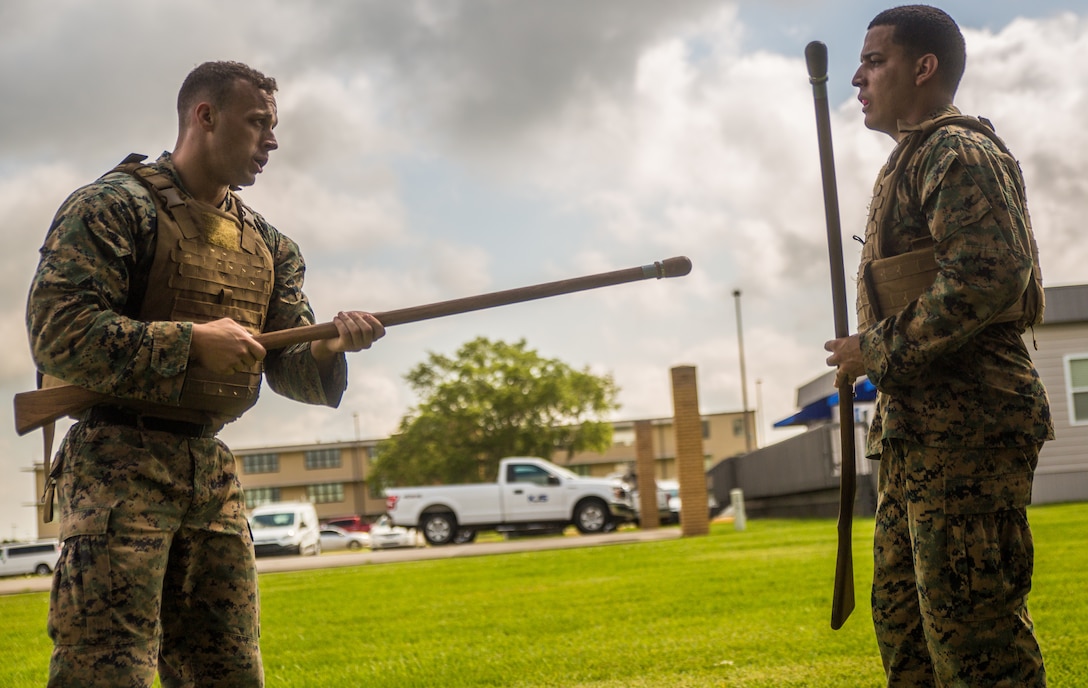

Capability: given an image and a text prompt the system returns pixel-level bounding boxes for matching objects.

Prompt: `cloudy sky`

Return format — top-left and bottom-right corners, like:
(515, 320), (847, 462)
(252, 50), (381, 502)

(2, 0), (1085, 539)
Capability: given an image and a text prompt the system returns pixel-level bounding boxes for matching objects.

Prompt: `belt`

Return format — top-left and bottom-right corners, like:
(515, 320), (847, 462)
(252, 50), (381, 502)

(84, 406), (219, 439)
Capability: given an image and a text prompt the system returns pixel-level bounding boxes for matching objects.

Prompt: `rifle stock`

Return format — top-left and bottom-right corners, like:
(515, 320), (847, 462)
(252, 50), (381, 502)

(15, 256), (692, 436)
(806, 40), (857, 630)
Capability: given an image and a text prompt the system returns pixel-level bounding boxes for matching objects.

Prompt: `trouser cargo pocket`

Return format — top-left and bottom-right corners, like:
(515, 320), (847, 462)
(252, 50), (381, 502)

(944, 471), (1034, 623)
(49, 507), (113, 645)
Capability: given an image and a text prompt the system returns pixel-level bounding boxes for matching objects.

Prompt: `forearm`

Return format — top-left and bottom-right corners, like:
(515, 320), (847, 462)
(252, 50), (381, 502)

(264, 344), (346, 407)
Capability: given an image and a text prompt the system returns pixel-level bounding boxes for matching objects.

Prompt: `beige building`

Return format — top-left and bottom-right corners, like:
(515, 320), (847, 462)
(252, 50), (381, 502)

(554, 409), (755, 480)
(28, 409), (754, 538)
(231, 440), (384, 518)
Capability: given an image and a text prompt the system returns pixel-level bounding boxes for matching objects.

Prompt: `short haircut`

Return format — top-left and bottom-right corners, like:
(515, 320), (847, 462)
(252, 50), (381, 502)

(177, 61), (277, 128)
(869, 5), (966, 93)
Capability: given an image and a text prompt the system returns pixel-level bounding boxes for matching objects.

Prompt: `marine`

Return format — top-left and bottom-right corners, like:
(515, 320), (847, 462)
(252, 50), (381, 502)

(823, 7), (1051, 686)
(27, 61), (386, 687)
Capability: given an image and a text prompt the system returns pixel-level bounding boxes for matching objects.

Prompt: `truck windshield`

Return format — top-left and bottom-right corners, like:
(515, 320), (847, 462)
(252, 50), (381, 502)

(251, 513), (295, 529)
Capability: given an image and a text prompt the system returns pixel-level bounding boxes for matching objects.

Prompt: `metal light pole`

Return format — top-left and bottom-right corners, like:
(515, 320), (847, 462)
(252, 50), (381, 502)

(733, 289), (753, 453)
(755, 378), (764, 448)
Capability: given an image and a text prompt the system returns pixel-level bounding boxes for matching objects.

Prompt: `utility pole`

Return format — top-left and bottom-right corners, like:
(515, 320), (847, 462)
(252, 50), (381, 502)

(733, 289), (753, 453)
(353, 412), (365, 515)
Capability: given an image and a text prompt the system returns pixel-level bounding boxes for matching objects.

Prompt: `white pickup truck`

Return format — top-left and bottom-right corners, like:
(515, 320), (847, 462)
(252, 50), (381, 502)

(384, 457), (635, 545)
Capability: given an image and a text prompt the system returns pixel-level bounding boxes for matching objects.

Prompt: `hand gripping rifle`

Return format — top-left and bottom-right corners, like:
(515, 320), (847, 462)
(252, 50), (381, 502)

(14, 256), (692, 436)
(805, 41), (856, 630)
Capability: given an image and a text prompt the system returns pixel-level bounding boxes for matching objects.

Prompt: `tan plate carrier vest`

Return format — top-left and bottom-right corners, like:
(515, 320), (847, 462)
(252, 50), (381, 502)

(37, 156), (276, 521)
(855, 115), (1044, 333)
(115, 153), (274, 420)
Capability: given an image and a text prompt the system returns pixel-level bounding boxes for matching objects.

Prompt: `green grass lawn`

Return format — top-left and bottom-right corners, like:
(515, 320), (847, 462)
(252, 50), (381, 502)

(1, 503), (1085, 687)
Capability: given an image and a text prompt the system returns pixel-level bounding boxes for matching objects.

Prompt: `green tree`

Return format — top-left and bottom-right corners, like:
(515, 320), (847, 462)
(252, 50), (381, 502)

(371, 337), (619, 486)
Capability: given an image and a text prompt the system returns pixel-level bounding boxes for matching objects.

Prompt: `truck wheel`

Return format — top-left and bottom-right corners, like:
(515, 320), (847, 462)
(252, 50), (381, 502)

(421, 512), (457, 546)
(454, 528), (477, 544)
(35, 564), (52, 576)
(573, 499), (609, 534)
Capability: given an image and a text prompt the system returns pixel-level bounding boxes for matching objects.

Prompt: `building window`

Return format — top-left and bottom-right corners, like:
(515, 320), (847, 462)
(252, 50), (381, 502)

(732, 419), (744, 437)
(570, 464), (590, 477)
(246, 487), (281, 508)
(243, 453), (279, 474)
(612, 428), (635, 446)
(362, 445), (377, 469)
(368, 481), (385, 500)
(1065, 354), (1088, 425)
(305, 448), (342, 470)
(308, 483), (344, 504)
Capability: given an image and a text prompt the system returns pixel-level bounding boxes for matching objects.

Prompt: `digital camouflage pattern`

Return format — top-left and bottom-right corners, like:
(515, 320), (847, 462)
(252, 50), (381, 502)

(873, 441), (1044, 686)
(857, 106), (1053, 457)
(855, 114), (1043, 333)
(857, 107), (1050, 686)
(28, 153), (349, 687)
(48, 423), (262, 687)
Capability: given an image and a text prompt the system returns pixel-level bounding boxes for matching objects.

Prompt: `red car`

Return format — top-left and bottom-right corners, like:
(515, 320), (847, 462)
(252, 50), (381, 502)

(321, 515), (371, 533)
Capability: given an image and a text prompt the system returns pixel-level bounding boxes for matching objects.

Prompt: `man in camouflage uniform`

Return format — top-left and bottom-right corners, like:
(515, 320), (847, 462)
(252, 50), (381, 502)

(26, 61), (385, 687)
(824, 7), (1051, 686)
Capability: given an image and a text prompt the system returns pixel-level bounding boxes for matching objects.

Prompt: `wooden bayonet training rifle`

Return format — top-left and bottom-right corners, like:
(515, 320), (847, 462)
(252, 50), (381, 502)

(806, 40), (857, 630)
(15, 256), (693, 436)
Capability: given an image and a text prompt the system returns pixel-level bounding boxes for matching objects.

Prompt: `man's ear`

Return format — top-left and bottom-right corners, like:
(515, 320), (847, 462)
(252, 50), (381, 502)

(914, 53), (940, 87)
(194, 102), (216, 131)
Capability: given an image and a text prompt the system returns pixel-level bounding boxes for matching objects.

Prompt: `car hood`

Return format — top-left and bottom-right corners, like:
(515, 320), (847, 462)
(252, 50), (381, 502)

(251, 526), (300, 543)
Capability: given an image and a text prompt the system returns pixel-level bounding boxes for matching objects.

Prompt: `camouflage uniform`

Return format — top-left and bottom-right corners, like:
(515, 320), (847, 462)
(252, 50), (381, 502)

(857, 106), (1053, 687)
(27, 153), (348, 687)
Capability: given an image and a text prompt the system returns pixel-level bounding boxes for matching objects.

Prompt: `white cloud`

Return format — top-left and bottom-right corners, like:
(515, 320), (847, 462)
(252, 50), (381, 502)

(958, 14), (1088, 285)
(2, 2), (1085, 539)
(244, 168), (407, 255)
(0, 163), (93, 384)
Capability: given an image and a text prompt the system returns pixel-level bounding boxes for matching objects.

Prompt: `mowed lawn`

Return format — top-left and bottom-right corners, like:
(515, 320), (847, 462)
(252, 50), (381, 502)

(1, 503), (1084, 687)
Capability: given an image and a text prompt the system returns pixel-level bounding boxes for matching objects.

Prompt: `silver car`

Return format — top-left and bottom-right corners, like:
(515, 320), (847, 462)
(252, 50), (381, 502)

(319, 525), (370, 552)
(369, 515), (420, 550)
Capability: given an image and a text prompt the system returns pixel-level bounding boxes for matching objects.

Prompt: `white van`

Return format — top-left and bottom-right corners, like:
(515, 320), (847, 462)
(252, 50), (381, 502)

(248, 501), (321, 557)
(0, 540), (61, 577)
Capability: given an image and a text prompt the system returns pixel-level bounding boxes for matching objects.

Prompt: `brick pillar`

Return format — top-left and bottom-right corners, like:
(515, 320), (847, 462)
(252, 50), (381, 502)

(671, 365), (709, 536)
(634, 420), (658, 530)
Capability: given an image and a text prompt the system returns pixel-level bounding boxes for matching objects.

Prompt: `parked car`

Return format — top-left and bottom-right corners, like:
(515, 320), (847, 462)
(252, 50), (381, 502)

(319, 525), (370, 552)
(321, 515), (372, 534)
(657, 479), (720, 521)
(0, 540), (61, 577)
(249, 501), (321, 557)
(615, 475), (672, 525)
(368, 515), (420, 550)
